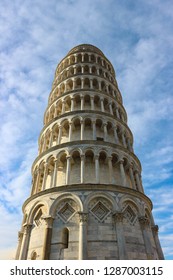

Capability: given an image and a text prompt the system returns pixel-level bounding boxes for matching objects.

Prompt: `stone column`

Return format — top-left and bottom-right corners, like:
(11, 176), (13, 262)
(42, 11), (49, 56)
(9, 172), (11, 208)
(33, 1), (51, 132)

(119, 160), (127, 186)
(81, 78), (84, 89)
(57, 125), (62, 144)
(35, 168), (41, 194)
(81, 96), (84, 110)
(152, 225), (164, 260)
(72, 79), (76, 90)
(42, 163), (48, 191)
(128, 164), (136, 190)
(80, 155), (85, 183)
(109, 102), (113, 115)
(108, 156), (113, 184)
(115, 107), (120, 119)
(69, 121), (73, 141)
(100, 98), (104, 112)
(81, 120), (84, 140)
(90, 79), (93, 89)
(91, 96), (94, 110)
(138, 216), (154, 259)
(66, 156), (71, 185)
(78, 212), (88, 260)
(42, 216), (54, 260)
(113, 126), (119, 144)
(103, 122), (108, 141)
(62, 101), (65, 114)
(74, 54), (77, 63)
(15, 231), (24, 260)
(127, 138), (133, 152)
(49, 131), (53, 148)
(113, 212), (128, 259)
(92, 120), (96, 140)
(95, 155), (99, 183)
(121, 132), (127, 148)
(20, 224), (32, 260)
(71, 97), (74, 111)
(52, 159), (58, 188)
(134, 170), (143, 192)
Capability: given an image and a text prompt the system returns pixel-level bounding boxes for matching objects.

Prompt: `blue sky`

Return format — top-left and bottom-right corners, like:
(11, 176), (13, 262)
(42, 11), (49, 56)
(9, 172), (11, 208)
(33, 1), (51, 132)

(0, 0), (173, 259)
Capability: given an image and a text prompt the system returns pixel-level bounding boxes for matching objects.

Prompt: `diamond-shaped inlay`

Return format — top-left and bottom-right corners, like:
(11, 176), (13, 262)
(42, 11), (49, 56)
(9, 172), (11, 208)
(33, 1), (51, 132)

(57, 202), (76, 222)
(124, 205), (136, 224)
(90, 201), (110, 222)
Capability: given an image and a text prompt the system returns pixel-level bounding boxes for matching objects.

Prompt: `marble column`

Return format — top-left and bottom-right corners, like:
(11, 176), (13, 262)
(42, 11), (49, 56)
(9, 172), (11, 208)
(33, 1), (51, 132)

(100, 98), (104, 112)
(152, 225), (164, 260)
(15, 231), (24, 260)
(129, 164), (136, 190)
(81, 96), (84, 110)
(95, 155), (99, 183)
(134, 170), (143, 192)
(138, 216), (154, 260)
(66, 156), (71, 185)
(119, 160), (127, 187)
(78, 212), (88, 260)
(108, 156), (113, 184)
(113, 212), (128, 259)
(91, 96), (94, 110)
(92, 120), (96, 140)
(121, 132), (127, 148)
(42, 216), (54, 260)
(103, 122), (108, 141)
(113, 126), (119, 144)
(69, 121), (73, 141)
(62, 101), (65, 114)
(20, 224), (32, 260)
(57, 125), (62, 144)
(42, 163), (48, 190)
(71, 97), (74, 111)
(109, 102), (113, 115)
(81, 120), (84, 140)
(80, 155), (85, 183)
(52, 160), (58, 188)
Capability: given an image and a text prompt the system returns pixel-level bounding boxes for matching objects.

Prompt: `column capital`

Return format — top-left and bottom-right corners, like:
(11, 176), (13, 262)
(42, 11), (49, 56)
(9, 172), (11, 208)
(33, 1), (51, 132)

(42, 216), (54, 228)
(113, 212), (124, 223)
(152, 225), (159, 235)
(78, 212), (88, 223)
(23, 223), (32, 234)
(138, 216), (150, 228)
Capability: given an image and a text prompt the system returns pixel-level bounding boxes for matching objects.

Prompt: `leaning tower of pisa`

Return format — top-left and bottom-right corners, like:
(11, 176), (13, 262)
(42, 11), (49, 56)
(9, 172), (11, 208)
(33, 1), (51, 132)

(15, 44), (164, 260)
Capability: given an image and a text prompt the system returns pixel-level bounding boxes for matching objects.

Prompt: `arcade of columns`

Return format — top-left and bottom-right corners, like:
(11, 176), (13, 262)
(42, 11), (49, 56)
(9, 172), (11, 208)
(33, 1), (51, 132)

(16, 44), (164, 260)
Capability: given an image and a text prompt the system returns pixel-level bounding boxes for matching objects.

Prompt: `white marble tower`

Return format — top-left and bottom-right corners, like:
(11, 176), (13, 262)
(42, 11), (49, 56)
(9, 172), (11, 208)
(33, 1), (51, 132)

(15, 44), (164, 260)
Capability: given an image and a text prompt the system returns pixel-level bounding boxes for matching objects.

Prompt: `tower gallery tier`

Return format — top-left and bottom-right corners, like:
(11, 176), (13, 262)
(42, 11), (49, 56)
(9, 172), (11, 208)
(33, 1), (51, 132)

(16, 44), (164, 260)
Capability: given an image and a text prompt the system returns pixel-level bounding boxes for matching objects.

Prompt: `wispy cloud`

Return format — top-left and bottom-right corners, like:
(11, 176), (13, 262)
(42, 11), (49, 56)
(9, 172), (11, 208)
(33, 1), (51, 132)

(0, 0), (172, 259)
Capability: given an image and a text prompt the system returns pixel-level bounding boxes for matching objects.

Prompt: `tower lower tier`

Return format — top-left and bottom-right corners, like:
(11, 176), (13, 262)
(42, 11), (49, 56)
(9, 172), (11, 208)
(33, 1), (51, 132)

(16, 184), (164, 260)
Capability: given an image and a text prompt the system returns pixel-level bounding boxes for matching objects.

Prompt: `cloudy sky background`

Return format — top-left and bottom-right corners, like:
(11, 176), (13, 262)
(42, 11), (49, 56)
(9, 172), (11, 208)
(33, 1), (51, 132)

(0, 0), (173, 259)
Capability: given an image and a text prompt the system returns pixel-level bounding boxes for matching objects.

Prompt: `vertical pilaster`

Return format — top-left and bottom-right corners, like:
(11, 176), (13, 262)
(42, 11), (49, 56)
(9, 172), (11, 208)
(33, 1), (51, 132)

(20, 224), (32, 260)
(15, 231), (23, 260)
(113, 212), (128, 259)
(78, 212), (88, 260)
(80, 155), (85, 183)
(66, 156), (71, 185)
(52, 159), (58, 188)
(152, 225), (164, 260)
(139, 216), (154, 259)
(95, 155), (99, 183)
(42, 217), (54, 260)
(119, 160), (127, 186)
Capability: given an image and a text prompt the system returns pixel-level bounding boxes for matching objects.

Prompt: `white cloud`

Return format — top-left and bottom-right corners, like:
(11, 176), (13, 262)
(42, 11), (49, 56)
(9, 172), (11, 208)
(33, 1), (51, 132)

(0, 0), (172, 260)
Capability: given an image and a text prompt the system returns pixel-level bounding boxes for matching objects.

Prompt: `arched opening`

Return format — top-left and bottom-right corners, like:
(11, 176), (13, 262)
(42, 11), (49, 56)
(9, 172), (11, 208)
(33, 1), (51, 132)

(84, 94), (91, 110)
(96, 119), (104, 140)
(74, 94), (81, 110)
(84, 78), (90, 89)
(76, 78), (81, 89)
(93, 79), (99, 90)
